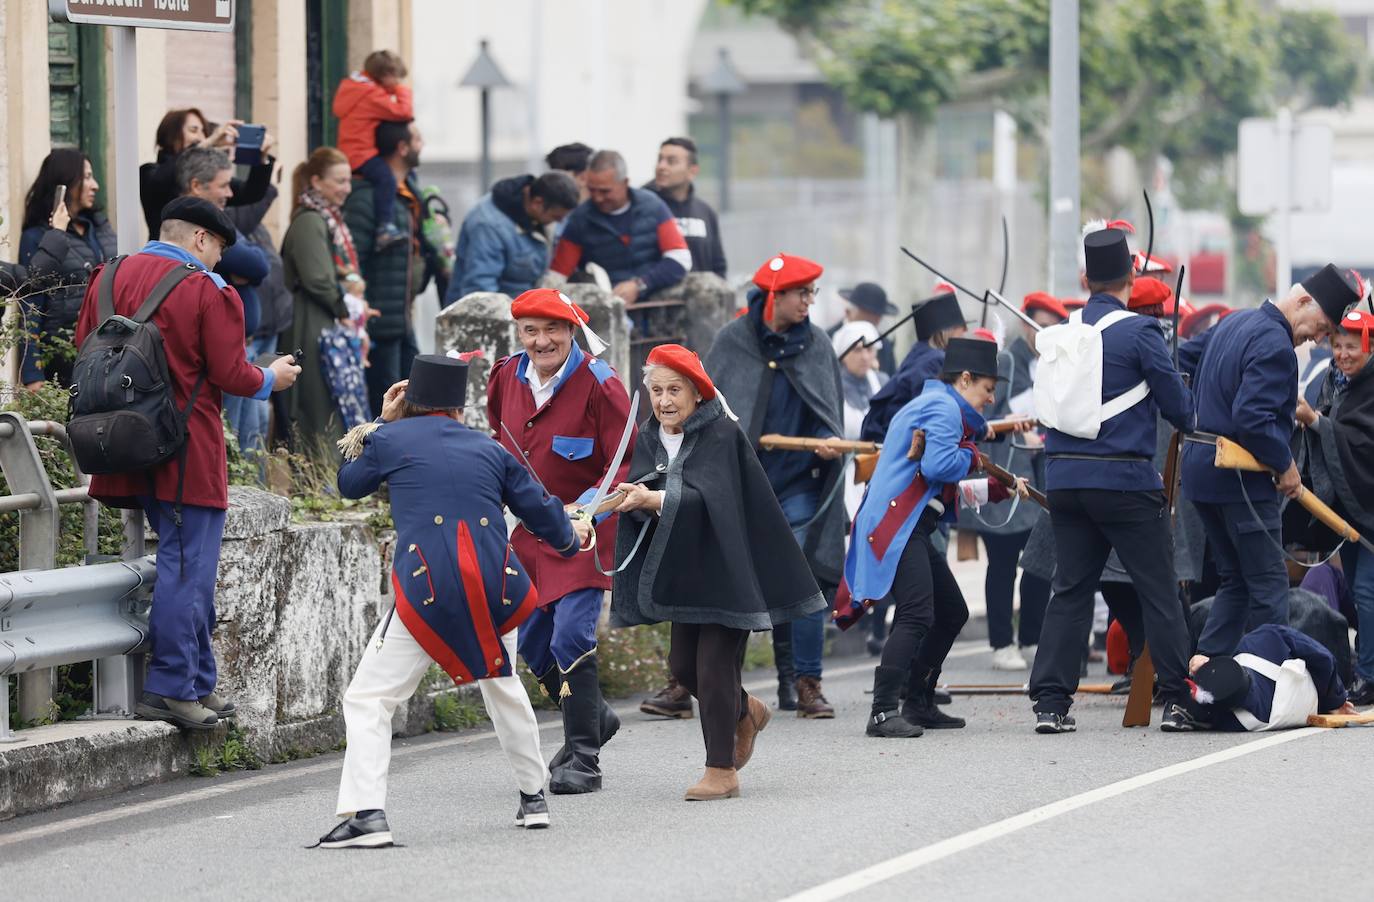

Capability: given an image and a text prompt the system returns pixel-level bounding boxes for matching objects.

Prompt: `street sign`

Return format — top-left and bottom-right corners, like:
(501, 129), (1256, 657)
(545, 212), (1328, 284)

(49, 0), (234, 33)
(1237, 116), (1333, 216)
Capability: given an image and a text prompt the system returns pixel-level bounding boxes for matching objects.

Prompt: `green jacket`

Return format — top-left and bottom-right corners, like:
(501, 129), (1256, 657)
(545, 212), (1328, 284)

(343, 174), (427, 342)
(280, 208), (348, 449)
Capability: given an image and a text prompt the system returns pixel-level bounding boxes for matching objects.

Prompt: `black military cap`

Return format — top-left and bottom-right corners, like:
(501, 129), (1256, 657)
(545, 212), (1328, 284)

(159, 196), (237, 247)
(840, 282), (898, 316)
(1301, 264), (1362, 327)
(406, 354), (469, 410)
(1191, 656), (1250, 709)
(942, 337), (1004, 382)
(914, 291), (967, 341)
(1084, 228), (1132, 283)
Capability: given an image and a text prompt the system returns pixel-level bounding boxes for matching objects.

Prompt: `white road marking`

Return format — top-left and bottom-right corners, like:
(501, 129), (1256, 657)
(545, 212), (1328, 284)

(777, 727), (1329, 902)
(0, 659), (882, 847)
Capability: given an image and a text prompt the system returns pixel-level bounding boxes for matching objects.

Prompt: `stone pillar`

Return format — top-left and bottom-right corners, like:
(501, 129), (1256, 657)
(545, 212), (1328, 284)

(672, 272), (735, 354)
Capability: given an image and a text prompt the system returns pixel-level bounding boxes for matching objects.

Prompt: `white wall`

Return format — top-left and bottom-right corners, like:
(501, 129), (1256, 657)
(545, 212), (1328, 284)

(411, 0), (708, 182)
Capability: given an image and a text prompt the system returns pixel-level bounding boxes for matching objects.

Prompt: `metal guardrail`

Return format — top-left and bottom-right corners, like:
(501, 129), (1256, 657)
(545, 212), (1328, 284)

(0, 411), (149, 743)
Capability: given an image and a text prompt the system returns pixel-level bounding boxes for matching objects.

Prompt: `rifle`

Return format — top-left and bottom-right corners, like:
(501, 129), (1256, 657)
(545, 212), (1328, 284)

(977, 455), (1048, 510)
(850, 419), (1035, 485)
(899, 248), (1044, 333)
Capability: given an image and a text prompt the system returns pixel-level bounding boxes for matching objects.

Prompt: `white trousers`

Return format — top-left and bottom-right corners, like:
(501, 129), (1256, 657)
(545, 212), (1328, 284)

(335, 613), (548, 817)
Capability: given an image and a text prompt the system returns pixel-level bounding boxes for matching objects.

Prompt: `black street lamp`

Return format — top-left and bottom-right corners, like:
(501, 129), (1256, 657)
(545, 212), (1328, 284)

(701, 47), (745, 213)
(460, 39), (512, 194)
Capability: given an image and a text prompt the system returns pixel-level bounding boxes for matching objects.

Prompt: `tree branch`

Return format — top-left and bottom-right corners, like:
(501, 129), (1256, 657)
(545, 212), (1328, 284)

(1082, 77), (1154, 151)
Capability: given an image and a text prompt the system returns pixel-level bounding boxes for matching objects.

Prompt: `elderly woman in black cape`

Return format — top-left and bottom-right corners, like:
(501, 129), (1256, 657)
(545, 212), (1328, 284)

(609, 344), (828, 802)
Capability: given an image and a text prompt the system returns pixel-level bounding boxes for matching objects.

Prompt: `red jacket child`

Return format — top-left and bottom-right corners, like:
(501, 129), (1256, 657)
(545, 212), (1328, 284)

(332, 72), (414, 172)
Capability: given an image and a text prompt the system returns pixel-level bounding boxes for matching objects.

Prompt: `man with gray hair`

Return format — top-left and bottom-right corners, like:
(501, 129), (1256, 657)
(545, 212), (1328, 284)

(549, 149), (691, 305)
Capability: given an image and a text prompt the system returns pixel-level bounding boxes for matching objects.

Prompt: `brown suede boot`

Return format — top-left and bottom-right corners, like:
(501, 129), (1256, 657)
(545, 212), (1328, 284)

(684, 766), (740, 801)
(733, 694), (772, 770)
(795, 675), (835, 719)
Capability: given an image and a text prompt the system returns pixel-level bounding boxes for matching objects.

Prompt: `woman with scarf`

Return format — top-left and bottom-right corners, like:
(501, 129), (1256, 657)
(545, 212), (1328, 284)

(836, 338), (1030, 738)
(281, 147), (376, 451)
(609, 345), (828, 802)
(1294, 306), (1374, 704)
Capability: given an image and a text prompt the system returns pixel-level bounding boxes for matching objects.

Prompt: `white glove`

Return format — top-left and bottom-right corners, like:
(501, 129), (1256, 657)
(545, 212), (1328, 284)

(958, 478), (991, 511)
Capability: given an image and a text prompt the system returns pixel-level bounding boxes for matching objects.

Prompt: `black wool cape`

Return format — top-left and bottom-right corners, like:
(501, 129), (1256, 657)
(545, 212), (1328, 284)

(609, 397), (828, 631)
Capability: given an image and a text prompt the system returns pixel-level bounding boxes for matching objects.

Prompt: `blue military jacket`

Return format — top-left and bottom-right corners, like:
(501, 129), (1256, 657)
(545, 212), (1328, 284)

(338, 414), (577, 684)
(1206, 624), (1347, 731)
(1179, 302), (1297, 504)
(1044, 294), (1194, 491)
(861, 341), (944, 442)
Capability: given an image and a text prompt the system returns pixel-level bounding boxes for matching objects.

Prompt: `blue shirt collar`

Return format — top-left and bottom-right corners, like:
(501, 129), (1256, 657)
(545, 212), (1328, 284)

(139, 240), (228, 289)
(1087, 292), (1126, 310)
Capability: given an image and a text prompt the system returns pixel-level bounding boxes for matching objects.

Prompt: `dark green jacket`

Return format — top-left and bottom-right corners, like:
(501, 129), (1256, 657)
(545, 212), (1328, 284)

(343, 174), (427, 341)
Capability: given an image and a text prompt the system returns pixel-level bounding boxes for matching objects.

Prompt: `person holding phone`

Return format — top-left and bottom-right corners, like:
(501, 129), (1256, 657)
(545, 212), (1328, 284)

(139, 107), (276, 235)
(18, 148), (117, 390)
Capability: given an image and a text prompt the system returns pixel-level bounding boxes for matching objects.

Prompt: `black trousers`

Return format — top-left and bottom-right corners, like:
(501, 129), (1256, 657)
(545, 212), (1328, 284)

(981, 529), (1051, 649)
(1029, 489), (1189, 715)
(1100, 582), (1146, 660)
(669, 622), (749, 769)
(879, 511), (970, 690)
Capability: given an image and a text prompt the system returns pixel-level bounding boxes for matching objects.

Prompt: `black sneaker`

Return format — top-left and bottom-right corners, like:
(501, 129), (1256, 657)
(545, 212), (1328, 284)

(1035, 712), (1076, 734)
(516, 791), (550, 829)
(1160, 703), (1205, 732)
(315, 809), (393, 849)
(1109, 674), (1132, 696)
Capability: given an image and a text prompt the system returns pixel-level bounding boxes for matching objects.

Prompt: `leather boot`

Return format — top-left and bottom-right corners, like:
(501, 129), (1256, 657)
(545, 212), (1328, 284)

(867, 666), (924, 738)
(640, 677), (694, 718)
(773, 629), (798, 711)
(684, 766), (740, 801)
(795, 675), (835, 719)
(549, 657), (607, 794)
(734, 694), (772, 769)
(902, 668), (965, 729)
(541, 666), (622, 773)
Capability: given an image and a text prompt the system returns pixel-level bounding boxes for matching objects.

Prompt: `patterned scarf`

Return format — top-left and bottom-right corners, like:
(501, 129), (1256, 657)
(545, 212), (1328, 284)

(297, 188), (361, 282)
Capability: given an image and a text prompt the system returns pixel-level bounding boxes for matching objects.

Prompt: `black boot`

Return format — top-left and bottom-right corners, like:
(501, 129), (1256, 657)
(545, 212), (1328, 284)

(773, 628), (798, 711)
(866, 666), (924, 738)
(542, 666), (620, 773)
(902, 668), (965, 729)
(549, 657), (607, 794)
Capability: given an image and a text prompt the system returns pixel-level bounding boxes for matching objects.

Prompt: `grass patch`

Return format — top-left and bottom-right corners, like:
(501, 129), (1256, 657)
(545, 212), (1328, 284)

(432, 692), (489, 732)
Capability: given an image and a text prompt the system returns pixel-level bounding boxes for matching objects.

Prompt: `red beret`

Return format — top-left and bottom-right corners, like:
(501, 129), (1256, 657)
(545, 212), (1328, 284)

(1022, 291), (1069, 321)
(1063, 297), (1087, 310)
(971, 327), (999, 345)
(1133, 251), (1173, 274)
(510, 288), (592, 327)
(1341, 308), (1374, 353)
(1128, 276), (1173, 311)
(753, 252), (824, 322)
(1179, 303), (1230, 338)
(646, 343), (717, 400)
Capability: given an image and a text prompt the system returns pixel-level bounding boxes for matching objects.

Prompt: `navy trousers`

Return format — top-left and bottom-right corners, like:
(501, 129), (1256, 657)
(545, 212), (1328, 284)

(1194, 497), (1290, 656)
(141, 498), (227, 701)
(517, 587), (602, 677)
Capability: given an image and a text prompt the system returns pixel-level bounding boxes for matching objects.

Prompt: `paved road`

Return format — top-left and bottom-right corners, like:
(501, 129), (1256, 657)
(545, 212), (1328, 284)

(2, 641), (1369, 901)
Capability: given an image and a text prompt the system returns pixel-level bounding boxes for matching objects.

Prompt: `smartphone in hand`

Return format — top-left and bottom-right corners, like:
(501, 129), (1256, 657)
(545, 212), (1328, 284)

(234, 124), (267, 166)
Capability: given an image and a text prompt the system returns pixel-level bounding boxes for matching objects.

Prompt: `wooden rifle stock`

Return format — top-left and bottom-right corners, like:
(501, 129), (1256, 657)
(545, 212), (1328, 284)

(852, 430), (926, 485)
(986, 417), (1038, 435)
(977, 456), (1048, 510)
(1213, 437), (1369, 550)
(758, 434), (879, 455)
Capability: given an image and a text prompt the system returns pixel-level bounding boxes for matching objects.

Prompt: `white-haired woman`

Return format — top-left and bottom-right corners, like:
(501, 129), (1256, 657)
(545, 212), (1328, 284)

(609, 344), (827, 802)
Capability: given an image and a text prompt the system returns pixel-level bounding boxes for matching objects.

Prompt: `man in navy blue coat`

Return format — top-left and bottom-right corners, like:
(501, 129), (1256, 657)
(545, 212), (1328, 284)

(861, 289), (968, 442)
(1028, 227), (1197, 734)
(1179, 264), (1357, 658)
(317, 355), (593, 849)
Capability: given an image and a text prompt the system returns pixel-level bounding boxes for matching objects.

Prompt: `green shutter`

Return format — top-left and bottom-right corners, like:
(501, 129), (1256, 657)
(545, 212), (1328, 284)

(47, 23), (107, 191)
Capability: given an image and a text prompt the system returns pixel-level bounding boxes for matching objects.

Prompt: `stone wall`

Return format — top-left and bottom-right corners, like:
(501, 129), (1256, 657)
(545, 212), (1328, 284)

(433, 274), (736, 432)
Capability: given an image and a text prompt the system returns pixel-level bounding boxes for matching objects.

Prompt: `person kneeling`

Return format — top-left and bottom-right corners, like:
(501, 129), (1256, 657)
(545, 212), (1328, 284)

(836, 338), (1030, 737)
(315, 355), (593, 849)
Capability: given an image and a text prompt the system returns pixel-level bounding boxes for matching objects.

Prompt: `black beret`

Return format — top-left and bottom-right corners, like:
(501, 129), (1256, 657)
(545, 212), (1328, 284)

(159, 196), (237, 247)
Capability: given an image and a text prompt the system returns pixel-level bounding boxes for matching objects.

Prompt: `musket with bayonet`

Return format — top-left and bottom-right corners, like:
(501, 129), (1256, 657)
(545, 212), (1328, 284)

(899, 247), (1044, 334)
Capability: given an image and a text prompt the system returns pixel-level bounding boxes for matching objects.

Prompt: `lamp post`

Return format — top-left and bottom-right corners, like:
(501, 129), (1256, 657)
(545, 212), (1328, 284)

(459, 39), (512, 193)
(701, 47), (745, 213)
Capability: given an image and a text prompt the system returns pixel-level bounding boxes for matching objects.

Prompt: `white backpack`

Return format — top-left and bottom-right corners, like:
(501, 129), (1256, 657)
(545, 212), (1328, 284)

(1033, 309), (1150, 439)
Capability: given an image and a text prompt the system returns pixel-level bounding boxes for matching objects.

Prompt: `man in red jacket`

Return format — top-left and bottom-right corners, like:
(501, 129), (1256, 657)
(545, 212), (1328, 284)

(75, 197), (301, 730)
(488, 288), (633, 794)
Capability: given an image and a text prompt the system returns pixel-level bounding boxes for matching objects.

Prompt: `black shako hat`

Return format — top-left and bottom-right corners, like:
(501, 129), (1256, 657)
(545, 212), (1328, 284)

(914, 291), (967, 341)
(1192, 656), (1250, 709)
(1084, 228), (1132, 283)
(1301, 264), (1362, 327)
(942, 337), (1004, 382)
(159, 196), (236, 247)
(405, 354), (469, 410)
(840, 282), (898, 317)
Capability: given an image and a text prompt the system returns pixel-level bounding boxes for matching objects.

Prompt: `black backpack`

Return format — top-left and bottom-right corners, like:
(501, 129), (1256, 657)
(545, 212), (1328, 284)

(68, 256), (206, 496)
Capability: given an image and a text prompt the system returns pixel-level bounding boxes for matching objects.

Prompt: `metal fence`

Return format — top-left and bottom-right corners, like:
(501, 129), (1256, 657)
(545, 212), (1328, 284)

(0, 410), (150, 742)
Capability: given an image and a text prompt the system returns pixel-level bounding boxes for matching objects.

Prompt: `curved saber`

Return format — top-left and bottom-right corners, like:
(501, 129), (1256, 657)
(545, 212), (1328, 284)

(1140, 189), (1155, 274)
(998, 214), (1011, 295)
(575, 390), (641, 522)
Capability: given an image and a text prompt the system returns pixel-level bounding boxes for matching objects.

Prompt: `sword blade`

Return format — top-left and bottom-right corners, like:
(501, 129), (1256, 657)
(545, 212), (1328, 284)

(499, 420), (551, 496)
(577, 390), (640, 519)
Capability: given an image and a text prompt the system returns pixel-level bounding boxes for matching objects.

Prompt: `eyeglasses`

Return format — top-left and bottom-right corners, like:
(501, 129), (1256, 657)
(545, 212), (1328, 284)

(788, 286), (819, 300)
(197, 229), (227, 252)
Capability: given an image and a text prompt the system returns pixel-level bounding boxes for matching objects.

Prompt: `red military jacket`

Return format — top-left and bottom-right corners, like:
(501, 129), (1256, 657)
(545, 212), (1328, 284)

(74, 246), (267, 511)
(488, 343), (634, 605)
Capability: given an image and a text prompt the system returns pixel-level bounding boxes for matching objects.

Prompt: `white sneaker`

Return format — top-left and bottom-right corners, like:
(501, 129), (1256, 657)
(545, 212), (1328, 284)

(1020, 644), (1037, 662)
(991, 645), (1028, 671)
